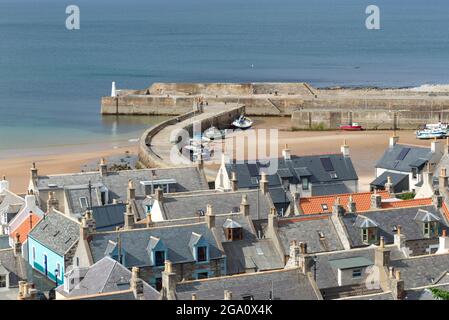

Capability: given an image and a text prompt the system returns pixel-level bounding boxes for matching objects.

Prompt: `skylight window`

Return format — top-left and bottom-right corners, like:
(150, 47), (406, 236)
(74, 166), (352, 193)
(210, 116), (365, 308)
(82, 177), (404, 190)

(330, 172), (338, 179)
(396, 148), (410, 161)
(321, 204), (329, 211)
(320, 157), (334, 172)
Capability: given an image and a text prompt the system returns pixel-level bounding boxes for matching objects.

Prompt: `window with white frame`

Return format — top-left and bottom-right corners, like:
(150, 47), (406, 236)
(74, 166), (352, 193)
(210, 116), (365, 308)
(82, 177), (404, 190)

(79, 197), (89, 209)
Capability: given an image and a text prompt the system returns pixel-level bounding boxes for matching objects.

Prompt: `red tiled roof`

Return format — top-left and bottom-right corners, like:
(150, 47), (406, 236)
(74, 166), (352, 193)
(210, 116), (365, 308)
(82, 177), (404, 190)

(299, 191), (391, 215)
(380, 198), (432, 209)
(10, 212), (41, 243)
(443, 202), (449, 221)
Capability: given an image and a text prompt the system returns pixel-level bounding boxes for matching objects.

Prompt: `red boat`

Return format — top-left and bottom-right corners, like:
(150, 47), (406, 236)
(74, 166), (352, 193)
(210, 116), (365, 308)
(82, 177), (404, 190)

(339, 123), (363, 131)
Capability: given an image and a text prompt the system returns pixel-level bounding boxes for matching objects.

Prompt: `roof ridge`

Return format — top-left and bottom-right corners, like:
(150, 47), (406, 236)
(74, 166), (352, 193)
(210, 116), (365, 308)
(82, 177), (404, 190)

(93, 221), (207, 235)
(301, 190), (389, 201)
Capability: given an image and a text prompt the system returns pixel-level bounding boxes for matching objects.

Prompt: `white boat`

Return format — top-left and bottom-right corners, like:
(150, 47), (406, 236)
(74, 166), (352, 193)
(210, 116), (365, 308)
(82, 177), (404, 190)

(183, 144), (213, 161)
(416, 128), (446, 139)
(232, 114), (253, 129)
(203, 126), (224, 140)
(424, 122), (448, 131)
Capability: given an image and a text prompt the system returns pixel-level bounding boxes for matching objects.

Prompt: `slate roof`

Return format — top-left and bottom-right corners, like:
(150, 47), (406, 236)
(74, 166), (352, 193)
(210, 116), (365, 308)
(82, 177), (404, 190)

(176, 268), (319, 300)
(311, 183), (351, 196)
(370, 171), (409, 188)
(91, 204), (126, 231)
(390, 253), (449, 289)
(36, 166), (209, 214)
(0, 249), (27, 287)
(342, 205), (449, 247)
(277, 216), (344, 254)
(375, 144), (433, 172)
(28, 210), (80, 256)
(0, 190), (25, 224)
(157, 190), (273, 221)
(89, 223), (224, 267)
(55, 256), (160, 300)
(314, 246), (406, 289)
(213, 213), (284, 274)
(225, 154), (358, 189)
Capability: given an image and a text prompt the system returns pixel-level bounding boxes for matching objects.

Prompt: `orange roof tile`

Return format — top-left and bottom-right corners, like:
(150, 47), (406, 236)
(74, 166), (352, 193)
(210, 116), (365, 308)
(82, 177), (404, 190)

(443, 202), (449, 221)
(10, 212), (41, 243)
(299, 191), (391, 215)
(380, 198), (432, 209)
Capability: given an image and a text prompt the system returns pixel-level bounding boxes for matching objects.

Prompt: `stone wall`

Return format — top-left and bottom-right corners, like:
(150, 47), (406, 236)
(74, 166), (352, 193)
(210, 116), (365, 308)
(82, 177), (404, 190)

(292, 109), (449, 130)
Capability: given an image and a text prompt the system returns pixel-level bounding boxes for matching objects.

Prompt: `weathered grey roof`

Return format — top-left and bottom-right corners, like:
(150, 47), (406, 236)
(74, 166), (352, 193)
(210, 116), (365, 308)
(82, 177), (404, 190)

(311, 183), (351, 196)
(328, 257), (373, 270)
(176, 268), (319, 300)
(390, 253), (449, 289)
(89, 223), (224, 267)
(341, 292), (394, 300)
(28, 210), (80, 256)
(226, 154), (358, 189)
(55, 256), (160, 300)
(0, 190), (25, 223)
(342, 205), (449, 247)
(370, 171), (409, 188)
(36, 166), (209, 214)
(277, 217), (344, 254)
(375, 144), (432, 172)
(157, 189), (272, 221)
(0, 249), (27, 287)
(65, 185), (103, 215)
(91, 204), (126, 231)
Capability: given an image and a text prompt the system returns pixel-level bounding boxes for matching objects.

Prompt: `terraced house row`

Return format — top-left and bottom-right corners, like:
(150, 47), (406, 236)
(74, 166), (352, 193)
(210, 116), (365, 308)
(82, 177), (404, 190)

(2, 136), (449, 300)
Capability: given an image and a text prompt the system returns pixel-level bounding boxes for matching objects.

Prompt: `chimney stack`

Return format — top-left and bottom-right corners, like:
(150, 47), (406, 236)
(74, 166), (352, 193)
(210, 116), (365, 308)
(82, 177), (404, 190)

(205, 204), (215, 229)
(30, 162), (38, 183)
(370, 190), (382, 209)
(431, 139), (442, 154)
(13, 234), (22, 257)
(341, 139), (350, 157)
(124, 204), (135, 230)
(196, 152), (204, 171)
(131, 267), (144, 299)
(0, 176), (9, 193)
(282, 144), (291, 160)
(389, 135), (399, 148)
(260, 172), (269, 195)
(155, 188), (164, 202)
(347, 195), (356, 213)
(375, 236), (390, 267)
(394, 225), (406, 249)
(80, 217), (90, 241)
(231, 171), (238, 192)
(240, 194), (250, 216)
(436, 229), (449, 254)
(161, 260), (177, 300)
(439, 168), (448, 190)
(99, 158), (108, 177)
(47, 192), (59, 211)
(268, 208), (278, 234)
(390, 270), (405, 300)
(127, 180), (136, 201)
(433, 189), (443, 208)
(332, 197), (345, 216)
(384, 176), (394, 195)
(224, 290), (233, 300)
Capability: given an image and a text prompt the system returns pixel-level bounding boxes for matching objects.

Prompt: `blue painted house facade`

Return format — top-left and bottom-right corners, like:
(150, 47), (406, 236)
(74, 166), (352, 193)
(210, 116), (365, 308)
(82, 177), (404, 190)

(27, 210), (80, 285)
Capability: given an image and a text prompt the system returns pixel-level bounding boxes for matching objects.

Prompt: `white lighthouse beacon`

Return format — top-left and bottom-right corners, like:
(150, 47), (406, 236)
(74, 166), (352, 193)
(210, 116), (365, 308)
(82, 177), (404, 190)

(111, 81), (117, 97)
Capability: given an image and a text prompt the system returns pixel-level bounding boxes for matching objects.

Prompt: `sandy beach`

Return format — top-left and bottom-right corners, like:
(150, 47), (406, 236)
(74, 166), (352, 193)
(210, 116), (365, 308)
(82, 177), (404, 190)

(0, 116), (436, 194)
(0, 140), (139, 194)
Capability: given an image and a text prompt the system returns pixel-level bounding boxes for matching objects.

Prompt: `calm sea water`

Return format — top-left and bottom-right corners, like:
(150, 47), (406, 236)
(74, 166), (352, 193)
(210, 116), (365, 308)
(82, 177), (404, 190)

(1, 0), (449, 150)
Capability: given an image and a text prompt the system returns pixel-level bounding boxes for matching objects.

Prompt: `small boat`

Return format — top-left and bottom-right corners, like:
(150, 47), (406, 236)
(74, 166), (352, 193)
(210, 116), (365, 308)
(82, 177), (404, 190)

(203, 126), (224, 140)
(339, 123), (363, 131)
(416, 128), (446, 140)
(424, 122), (448, 131)
(232, 114), (253, 130)
(183, 144), (213, 161)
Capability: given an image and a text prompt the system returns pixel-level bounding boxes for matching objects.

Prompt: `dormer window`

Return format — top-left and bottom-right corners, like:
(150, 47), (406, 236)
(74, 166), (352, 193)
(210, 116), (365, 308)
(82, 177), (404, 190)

(355, 216), (379, 245)
(79, 197), (89, 210)
(197, 246), (207, 262)
(223, 219), (243, 241)
(301, 178), (309, 190)
(414, 209), (440, 238)
(154, 250), (165, 267)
